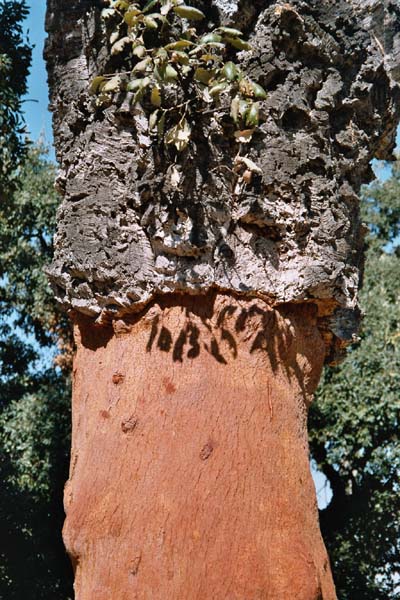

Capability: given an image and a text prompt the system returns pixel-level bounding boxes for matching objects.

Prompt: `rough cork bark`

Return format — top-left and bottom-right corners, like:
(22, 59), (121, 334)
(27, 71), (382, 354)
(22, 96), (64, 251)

(44, 1), (400, 598)
(45, 0), (400, 360)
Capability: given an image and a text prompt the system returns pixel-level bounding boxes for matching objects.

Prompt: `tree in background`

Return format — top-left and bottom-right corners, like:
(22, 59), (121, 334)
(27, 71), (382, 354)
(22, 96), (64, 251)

(0, 2), (72, 595)
(0, 0), (31, 195)
(0, 2), (72, 596)
(310, 162), (400, 600)
(0, 143), (73, 598)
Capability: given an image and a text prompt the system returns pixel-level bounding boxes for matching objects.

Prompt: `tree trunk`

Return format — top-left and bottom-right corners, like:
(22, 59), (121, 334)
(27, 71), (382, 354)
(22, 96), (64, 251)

(45, 0), (400, 597)
(65, 295), (337, 599)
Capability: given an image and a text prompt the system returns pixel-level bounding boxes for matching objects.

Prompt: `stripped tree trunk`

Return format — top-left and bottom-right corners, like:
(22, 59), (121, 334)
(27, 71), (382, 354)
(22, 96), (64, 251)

(45, 1), (400, 598)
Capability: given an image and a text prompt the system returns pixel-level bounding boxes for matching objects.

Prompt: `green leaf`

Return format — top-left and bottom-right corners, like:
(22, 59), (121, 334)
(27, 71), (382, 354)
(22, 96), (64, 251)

(200, 33), (222, 44)
(173, 5), (206, 20)
(144, 15), (158, 28)
(102, 75), (122, 93)
(164, 64), (179, 80)
(225, 37), (252, 51)
(133, 57), (152, 72)
(218, 27), (243, 37)
(145, 12), (165, 23)
(252, 82), (267, 100)
(238, 99), (249, 116)
(222, 61), (238, 82)
(245, 102), (259, 127)
(150, 85), (162, 106)
(165, 118), (192, 151)
(89, 76), (106, 95)
(149, 109), (159, 131)
(133, 45), (147, 58)
(165, 39), (194, 50)
(111, 36), (132, 55)
(132, 88), (145, 106)
(143, 0), (159, 13)
(153, 63), (163, 81)
(200, 53), (220, 63)
(123, 7), (142, 26)
(194, 67), (213, 84)
(114, 0), (130, 9)
(170, 51), (189, 65)
(126, 78), (144, 91)
(141, 76), (152, 88)
(155, 47), (168, 60)
(209, 82), (228, 96)
(128, 76), (151, 93)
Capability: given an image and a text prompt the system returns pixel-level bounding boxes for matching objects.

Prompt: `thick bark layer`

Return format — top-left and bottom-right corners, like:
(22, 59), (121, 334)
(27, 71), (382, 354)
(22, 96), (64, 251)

(45, 0), (400, 361)
(65, 294), (336, 599)
(350, 0), (400, 82)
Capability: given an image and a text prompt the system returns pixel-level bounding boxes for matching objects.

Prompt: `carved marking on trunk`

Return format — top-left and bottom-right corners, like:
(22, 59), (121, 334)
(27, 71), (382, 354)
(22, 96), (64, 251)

(112, 372), (125, 385)
(129, 553), (142, 576)
(162, 377), (177, 395)
(267, 380), (274, 422)
(200, 441), (214, 461)
(121, 416), (138, 434)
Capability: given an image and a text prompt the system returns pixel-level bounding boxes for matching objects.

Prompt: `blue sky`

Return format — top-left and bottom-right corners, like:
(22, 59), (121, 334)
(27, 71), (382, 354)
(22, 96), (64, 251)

(23, 0), (53, 148)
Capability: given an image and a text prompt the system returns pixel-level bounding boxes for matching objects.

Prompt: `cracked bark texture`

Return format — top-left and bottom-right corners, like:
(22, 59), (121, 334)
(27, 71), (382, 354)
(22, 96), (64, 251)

(45, 0), (400, 361)
(45, 1), (400, 598)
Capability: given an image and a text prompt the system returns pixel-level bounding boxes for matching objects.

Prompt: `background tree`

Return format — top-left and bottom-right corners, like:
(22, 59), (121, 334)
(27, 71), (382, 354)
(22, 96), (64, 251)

(0, 147), (71, 600)
(0, 3), (72, 595)
(310, 161), (400, 600)
(0, 141), (73, 596)
(0, 0), (31, 195)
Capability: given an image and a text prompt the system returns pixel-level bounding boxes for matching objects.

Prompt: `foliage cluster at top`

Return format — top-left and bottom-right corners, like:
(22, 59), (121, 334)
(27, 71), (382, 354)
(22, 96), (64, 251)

(91, 0), (267, 152)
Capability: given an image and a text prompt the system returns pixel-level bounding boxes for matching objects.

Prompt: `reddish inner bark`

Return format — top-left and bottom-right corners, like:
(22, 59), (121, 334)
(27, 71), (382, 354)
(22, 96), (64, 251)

(64, 293), (337, 599)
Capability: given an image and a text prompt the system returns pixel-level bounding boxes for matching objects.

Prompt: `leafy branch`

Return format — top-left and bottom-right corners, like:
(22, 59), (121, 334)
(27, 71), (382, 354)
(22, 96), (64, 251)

(91, 0), (267, 153)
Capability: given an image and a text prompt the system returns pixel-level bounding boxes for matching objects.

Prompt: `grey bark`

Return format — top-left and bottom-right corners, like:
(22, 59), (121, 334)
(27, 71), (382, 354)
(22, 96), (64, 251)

(45, 0), (400, 362)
